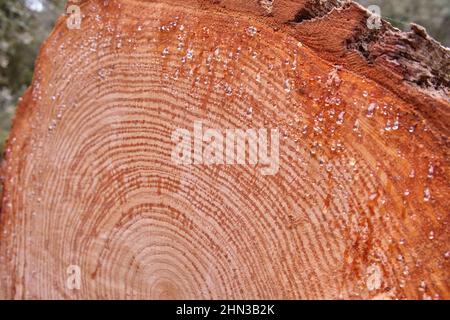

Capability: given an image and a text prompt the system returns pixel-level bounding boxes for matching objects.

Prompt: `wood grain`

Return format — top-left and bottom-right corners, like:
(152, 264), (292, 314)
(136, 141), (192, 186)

(0, 0), (448, 299)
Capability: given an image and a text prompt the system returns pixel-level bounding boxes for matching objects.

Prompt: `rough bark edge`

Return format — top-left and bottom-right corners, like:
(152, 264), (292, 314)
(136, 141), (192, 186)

(64, 0), (449, 97)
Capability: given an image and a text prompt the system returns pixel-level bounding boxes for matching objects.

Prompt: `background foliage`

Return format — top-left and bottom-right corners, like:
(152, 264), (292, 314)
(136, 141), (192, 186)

(0, 0), (448, 153)
(0, 0), (64, 153)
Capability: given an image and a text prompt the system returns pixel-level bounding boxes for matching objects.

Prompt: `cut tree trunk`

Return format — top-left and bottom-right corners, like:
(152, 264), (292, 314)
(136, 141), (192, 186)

(0, 0), (449, 299)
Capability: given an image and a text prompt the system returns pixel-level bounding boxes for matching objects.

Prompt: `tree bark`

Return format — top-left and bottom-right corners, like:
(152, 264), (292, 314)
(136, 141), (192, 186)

(0, 0), (449, 299)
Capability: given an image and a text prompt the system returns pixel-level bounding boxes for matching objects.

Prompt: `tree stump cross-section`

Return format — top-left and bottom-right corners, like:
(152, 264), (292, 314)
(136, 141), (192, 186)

(0, 0), (449, 299)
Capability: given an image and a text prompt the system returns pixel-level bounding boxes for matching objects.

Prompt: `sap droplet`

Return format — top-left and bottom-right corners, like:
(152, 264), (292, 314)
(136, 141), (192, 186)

(161, 47), (169, 57)
(353, 119), (360, 132)
(283, 79), (291, 93)
(348, 158), (356, 167)
(172, 69), (179, 80)
(427, 164), (434, 179)
(98, 68), (108, 80)
(419, 281), (426, 292)
(336, 111), (345, 125)
(385, 120), (391, 131)
(186, 48), (194, 60)
(392, 115), (399, 130)
(246, 26), (258, 36)
(403, 266), (409, 276)
(423, 187), (431, 202)
(367, 103), (376, 117)
(224, 84), (233, 96)
(428, 231), (434, 240)
(48, 120), (57, 131)
(302, 125), (308, 135)
(327, 68), (342, 87)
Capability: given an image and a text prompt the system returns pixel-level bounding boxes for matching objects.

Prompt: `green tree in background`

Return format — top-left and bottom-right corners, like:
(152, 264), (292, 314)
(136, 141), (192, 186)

(0, 0), (448, 154)
(0, 0), (64, 153)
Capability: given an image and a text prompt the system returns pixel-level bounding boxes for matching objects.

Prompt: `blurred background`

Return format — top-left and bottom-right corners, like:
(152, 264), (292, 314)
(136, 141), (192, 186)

(0, 0), (449, 153)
